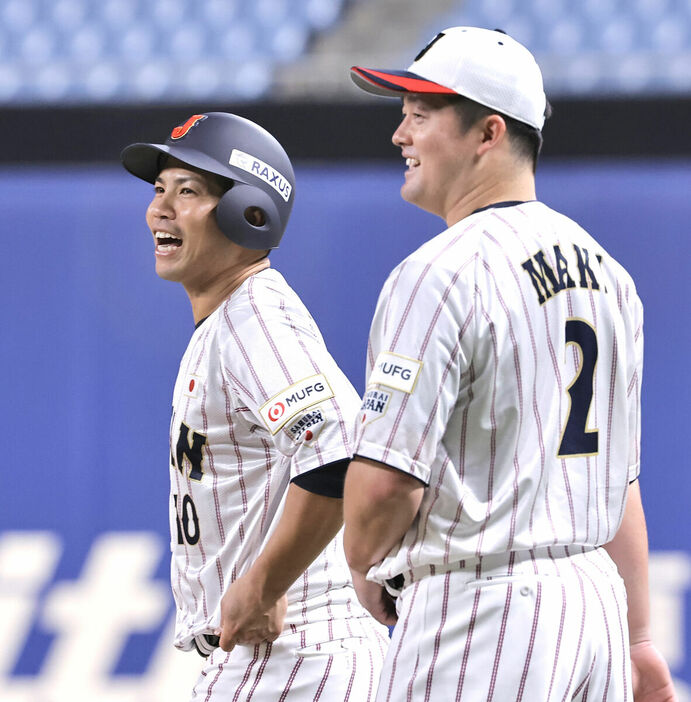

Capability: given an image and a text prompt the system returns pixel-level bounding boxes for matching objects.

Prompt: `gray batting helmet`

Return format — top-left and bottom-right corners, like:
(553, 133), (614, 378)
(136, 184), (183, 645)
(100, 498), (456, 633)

(120, 112), (295, 250)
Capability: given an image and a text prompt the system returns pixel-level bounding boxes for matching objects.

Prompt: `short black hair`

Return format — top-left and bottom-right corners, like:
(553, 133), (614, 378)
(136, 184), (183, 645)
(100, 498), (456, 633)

(443, 95), (552, 172)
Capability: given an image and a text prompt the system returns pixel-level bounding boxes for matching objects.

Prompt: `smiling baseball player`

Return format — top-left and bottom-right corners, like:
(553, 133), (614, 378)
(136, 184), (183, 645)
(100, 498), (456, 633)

(343, 27), (677, 702)
(121, 112), (388, 700)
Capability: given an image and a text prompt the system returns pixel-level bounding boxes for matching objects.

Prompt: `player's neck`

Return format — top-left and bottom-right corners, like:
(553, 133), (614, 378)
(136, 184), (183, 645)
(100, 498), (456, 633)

(187, 256), (271, 325)
(444, 167), (536, 228)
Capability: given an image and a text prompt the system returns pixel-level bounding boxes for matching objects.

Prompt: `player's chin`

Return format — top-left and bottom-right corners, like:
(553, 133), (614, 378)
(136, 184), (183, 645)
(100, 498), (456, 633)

(400, 183), (414, 202)
(154, 259), (185, 282)
(400, 184), (424, 209)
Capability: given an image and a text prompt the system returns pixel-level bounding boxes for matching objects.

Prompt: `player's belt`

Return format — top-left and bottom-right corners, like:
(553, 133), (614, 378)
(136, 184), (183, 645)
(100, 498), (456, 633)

(384, 574), (405, 597)
(398, 546), (601, 588)
(193, 633), (220, 658)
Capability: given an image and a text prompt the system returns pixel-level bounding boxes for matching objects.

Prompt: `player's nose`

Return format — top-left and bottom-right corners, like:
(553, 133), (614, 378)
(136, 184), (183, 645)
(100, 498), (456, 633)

(392, 120), (411, 148)
(147, 194), (175, 219)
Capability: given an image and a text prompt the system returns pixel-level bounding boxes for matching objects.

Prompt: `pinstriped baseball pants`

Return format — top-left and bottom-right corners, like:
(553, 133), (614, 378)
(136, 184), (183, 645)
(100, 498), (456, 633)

(190, 615), (389, 701)
(377, 547), (631, 702)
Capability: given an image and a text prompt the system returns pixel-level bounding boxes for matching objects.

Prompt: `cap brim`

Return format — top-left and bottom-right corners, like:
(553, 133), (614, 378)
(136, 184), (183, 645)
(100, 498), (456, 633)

(350, 66), (456, 97)
(120, 143), (172, 183)
(120, 142), (237, 184)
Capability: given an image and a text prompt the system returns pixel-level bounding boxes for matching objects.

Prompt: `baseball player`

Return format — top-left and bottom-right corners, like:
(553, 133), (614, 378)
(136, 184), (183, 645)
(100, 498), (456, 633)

(121, 112), (389, 700)
(342, 27), (677, 701)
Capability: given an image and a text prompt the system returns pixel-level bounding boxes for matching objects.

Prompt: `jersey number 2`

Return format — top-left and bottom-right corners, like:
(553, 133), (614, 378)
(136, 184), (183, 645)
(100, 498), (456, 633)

(558, 319), (599, 457)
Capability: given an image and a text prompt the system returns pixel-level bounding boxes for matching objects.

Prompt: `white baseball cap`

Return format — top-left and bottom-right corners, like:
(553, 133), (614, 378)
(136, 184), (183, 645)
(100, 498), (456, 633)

(350, 27), (547, 131)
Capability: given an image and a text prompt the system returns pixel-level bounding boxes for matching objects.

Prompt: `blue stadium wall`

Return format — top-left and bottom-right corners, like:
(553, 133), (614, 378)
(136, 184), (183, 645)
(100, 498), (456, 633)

(1, 159), (690, 700)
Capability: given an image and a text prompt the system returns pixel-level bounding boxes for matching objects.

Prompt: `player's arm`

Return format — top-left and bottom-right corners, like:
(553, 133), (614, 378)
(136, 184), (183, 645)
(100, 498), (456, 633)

(218, 476), (345, 651)
(343, 456), (425, 625)
(603, 480), (677, 702)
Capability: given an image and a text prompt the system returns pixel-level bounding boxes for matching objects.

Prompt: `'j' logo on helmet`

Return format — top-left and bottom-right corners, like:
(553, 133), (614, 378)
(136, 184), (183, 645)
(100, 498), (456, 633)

(170, 114), (207, 140)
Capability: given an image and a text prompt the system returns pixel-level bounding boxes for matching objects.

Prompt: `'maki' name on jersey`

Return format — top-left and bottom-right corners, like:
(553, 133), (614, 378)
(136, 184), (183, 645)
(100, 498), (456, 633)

(355, 201), (643, 585)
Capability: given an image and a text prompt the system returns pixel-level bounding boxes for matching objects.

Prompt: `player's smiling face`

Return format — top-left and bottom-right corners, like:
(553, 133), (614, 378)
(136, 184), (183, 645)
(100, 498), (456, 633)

(392, 94), (477, 220)
(145, 161), (232, 288)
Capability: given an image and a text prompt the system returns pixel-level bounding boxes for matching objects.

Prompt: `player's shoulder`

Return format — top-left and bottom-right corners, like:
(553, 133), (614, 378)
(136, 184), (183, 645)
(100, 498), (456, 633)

(215, 267), (321, 342)
(390, 202), (534, 281)
(220, 268), (296, 317)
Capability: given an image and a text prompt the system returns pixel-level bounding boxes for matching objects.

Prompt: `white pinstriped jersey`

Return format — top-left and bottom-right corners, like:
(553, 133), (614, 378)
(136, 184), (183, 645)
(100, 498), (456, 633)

(355, 201), (644, 585)
(170, 268), (365, 651)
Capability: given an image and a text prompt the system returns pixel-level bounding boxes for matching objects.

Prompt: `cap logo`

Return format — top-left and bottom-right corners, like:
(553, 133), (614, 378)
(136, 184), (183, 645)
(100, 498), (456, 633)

(413, 32), (445, 62)
(170, 114), (207, 140)
(229, 148), (292, 202)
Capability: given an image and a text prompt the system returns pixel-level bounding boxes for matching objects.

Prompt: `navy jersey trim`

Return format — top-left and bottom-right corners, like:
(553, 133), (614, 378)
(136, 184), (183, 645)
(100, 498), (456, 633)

(471, 200), (532, 216)
(351, 454), (428, 487)
(291, 458), (350, 498)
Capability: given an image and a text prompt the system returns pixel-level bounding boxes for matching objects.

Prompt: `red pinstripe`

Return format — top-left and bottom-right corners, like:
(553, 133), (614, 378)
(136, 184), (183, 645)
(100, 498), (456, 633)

(572, 656), (597, 699)
(222, 381), (247, 536)
(223, 308), (268, 401)
(343, 648), (358, 702)
(546, 581), (568, 701)
(277, 656), (305, 702)
(454, 587), (482, 702)
(248, 276), (294, 385)
(204, 650), (229, 702)
(540, 295), (562, 544)
(312, 654), (333, 701)
(474, 301), (499, 557)
(199, 377), (227, 596)
(516, 580), (542, 702)
(405, 650), (421, 702)
(230, 645), (262, 702)
(423, 572), (451, 701)
(490, 217), (549, 549)
(486, 582), (513, 702)
(245, 643), (274, 701)
(412, 341), (461, 466)
(480, 256), (525, 550)
(258, 437), (273, 536)
(605, 331), (619, 541)
(558, 563), (588, 702)
(385, 581), (421, 702)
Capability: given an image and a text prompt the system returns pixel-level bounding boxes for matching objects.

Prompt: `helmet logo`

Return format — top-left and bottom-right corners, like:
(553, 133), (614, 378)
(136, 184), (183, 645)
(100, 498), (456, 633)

(229, 148), (292, 203)
(170, 114), (207, 140)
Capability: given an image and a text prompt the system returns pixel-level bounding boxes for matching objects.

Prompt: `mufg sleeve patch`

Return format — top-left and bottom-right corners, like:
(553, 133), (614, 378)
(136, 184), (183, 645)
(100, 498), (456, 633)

(259, 374), (334, 434)
(368, 351), (423, 393)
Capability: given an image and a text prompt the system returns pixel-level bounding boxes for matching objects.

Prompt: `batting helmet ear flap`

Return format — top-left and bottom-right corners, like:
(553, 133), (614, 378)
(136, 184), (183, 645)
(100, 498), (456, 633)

(215, 183), (284, 250)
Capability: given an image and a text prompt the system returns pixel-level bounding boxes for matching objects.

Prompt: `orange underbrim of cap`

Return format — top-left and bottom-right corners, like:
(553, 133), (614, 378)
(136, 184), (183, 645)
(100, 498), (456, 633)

(350, 66), (456, 96)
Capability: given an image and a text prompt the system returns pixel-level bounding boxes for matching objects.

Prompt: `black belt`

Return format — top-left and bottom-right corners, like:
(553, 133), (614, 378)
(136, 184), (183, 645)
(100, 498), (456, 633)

(194, 633), (220, 658)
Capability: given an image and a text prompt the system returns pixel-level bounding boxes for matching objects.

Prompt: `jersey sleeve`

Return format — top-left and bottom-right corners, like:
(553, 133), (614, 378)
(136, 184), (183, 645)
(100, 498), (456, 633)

(354, 258), (472, 484)
(219, 276), (361, 483)
(627, 291), (644, 482)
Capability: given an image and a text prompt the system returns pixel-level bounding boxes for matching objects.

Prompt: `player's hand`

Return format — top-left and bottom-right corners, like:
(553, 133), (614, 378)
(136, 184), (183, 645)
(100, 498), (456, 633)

(631, 640), (678, 702)
(218, 574), (288, 651)
(350, 570), (397, 626)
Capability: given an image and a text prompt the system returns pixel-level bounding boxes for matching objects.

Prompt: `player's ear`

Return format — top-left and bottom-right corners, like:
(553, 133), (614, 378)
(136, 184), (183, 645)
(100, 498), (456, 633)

(477, 114), (507, 155)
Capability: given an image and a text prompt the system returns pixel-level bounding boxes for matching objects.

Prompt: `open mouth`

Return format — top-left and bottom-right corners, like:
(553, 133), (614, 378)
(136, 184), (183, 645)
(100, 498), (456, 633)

(406, 157), (420, 169)
(155, 231), (183, 252)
